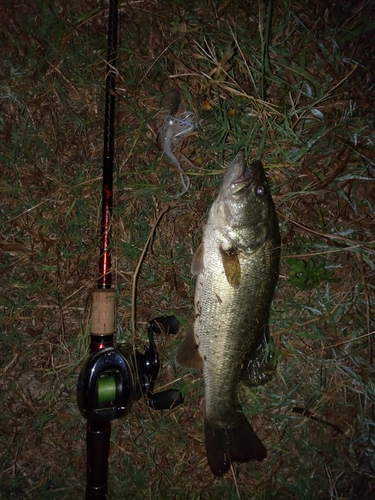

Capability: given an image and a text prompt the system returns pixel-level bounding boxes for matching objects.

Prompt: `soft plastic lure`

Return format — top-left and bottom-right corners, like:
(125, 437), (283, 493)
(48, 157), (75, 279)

(159, 110), (198, 197)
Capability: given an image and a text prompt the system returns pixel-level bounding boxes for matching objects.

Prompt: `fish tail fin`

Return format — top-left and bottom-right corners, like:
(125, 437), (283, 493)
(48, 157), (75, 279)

(204, 412), (267, 477)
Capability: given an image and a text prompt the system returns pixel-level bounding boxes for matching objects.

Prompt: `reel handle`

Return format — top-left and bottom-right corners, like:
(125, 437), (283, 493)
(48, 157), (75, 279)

(147, 389), (184, 410)
(149, 315), (180, 335)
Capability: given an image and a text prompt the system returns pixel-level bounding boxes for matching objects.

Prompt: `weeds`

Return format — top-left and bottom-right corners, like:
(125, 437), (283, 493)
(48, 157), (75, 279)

(286, 257), (335, 290)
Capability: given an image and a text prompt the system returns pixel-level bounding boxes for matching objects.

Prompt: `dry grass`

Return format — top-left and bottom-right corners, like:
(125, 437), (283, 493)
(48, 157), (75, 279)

(1, 0), (375, 498)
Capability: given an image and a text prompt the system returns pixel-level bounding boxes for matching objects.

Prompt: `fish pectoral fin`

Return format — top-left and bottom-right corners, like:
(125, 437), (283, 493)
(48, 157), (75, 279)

(175, 328), (204, 370)
(241, 326), (276, 386)
(191, 243), (204, 275)
(220, 247), (241, 289)
(204, 411), (266, 477)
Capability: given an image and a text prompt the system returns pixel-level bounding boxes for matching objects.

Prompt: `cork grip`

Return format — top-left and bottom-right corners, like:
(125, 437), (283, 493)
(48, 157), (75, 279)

(90, 289), (116, 336)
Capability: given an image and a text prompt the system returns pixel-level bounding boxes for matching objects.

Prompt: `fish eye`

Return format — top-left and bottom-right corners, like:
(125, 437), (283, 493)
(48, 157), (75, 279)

(255, 185), (267, 197)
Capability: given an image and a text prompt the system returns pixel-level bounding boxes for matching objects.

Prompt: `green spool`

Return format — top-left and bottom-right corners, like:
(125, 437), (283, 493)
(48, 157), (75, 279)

(97, 376), (116, 403)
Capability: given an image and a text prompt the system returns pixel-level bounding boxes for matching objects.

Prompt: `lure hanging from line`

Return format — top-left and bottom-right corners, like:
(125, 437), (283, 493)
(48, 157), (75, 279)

(159, 89), (199, 197)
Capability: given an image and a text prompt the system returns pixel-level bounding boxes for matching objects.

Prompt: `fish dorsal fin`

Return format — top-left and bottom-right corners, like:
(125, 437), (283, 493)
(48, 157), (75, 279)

(220, 247), (241, 289)
(191, 243), (204, 275)
(175, 328), (204, 370)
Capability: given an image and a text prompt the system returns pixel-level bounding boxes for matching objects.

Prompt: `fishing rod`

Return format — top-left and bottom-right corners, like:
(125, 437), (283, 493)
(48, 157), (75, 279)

(77, 1), (183, 498)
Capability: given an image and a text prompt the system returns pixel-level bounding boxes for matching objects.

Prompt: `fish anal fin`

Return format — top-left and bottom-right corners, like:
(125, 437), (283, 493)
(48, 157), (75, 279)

(220, 247), (241, 289)
(191, 243), (204, 276)
(241, 326), (275, 387)
(204, 411), (267, 477)
(175, 328), (204, 370)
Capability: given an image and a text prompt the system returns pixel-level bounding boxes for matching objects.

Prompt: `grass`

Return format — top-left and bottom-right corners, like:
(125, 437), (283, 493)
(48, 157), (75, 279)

(1, 0), (375, 498)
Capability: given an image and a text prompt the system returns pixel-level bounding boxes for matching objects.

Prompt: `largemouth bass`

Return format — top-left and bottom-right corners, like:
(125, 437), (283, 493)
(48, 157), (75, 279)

(176, 150), (280, 476)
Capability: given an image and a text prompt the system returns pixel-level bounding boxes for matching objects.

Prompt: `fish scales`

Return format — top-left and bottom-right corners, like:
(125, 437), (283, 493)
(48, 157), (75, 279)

(176, 150), (280, 476)
(197, 219), (279, 418)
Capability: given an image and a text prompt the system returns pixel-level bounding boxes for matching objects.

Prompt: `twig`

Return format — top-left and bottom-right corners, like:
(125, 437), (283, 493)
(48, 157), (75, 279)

(131, 205), (169, 340)
(318, 147), (351, 188)
(278, 213), (375, 252)
(292, 407), (343, 434)
(230, 463), (241, 499)
(359, 253), (373, 364)
(310, 330), (375, 354)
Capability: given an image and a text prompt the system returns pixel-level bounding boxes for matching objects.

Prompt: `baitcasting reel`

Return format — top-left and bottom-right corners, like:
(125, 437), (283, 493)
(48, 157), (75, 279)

(77, 316), (183, 421)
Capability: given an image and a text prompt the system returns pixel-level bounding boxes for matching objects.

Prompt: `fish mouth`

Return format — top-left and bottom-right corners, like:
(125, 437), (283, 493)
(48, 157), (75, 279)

(225, 151), (262, 196)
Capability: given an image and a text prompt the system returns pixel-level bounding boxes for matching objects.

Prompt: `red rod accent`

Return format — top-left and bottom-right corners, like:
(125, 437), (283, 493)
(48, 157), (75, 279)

(98, 0), (117, 289)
